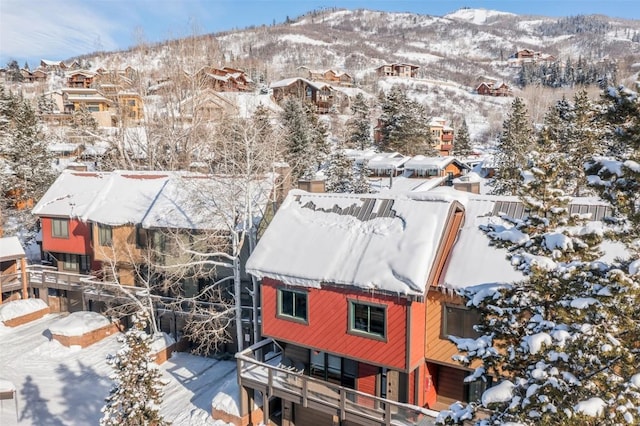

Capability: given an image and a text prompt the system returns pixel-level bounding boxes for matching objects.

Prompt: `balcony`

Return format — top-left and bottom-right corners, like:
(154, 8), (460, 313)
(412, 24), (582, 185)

(236, 339), (437, 426)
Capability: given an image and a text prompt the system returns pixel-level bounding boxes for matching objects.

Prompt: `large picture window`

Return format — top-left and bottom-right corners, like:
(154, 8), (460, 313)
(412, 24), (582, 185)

(277, 289), (308, 323)
(349, 301), (386, 339)
(98, 225), (112, 246)
(51, 219), (69, 238)
(442, 305), (481, 339)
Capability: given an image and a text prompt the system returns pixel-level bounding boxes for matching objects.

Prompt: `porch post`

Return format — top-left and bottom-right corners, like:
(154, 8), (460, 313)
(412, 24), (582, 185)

(20, 258), (28, 299)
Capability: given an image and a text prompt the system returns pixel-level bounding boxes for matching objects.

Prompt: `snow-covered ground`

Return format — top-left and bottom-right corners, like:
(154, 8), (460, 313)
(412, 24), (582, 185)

(0, 312), (238, 425)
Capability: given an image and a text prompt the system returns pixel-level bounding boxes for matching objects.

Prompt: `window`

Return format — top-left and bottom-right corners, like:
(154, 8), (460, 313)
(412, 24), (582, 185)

(442, 305), (481, 339)
(349, 301), (386, 339)
(51, 219), (69, 238)
(277, 288), (308, 322)
(98, 225), (112, 246)
(60, 253), (78, 271)
(136, 226), (148, 248)
(310, 351), (357, 388)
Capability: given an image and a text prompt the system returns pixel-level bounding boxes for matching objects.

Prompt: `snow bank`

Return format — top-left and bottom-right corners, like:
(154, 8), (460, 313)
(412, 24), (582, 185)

(48, 311), (111, 336)
(150, 332), (176, 353)
(0, 298), (48, 321)
(574, 397), (606, 417)
(211, 391), (240, 416)
(0, 379), (15, 392)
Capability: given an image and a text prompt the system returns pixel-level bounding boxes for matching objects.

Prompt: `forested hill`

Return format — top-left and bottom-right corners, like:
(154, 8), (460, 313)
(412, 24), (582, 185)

(80, 7), (640, 89)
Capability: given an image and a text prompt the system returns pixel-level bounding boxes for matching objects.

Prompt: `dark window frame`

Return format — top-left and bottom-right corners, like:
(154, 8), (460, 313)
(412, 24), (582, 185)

(441, 304), (481, 339)
(277, 288), (308, 324)
(97, 224), (112, 246)
(51, 218), (69, 238)
(348, 299), (387, 341)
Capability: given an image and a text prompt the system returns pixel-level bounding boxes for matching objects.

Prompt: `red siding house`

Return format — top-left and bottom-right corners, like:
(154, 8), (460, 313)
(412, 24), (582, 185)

(238, 190), (465, 424)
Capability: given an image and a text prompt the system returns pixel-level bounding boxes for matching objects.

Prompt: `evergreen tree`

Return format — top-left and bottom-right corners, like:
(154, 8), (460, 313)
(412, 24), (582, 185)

(377, 86), (435, 156)
(352, 162), (372, 194)
(489, 97), (533, 195)
(563, 89), (600, 196)
(37, 94), (56, 115)
(6, 60), (23, 82)
(440, 146), (639, 425)
(453, 119), (473, 157)
(101, 311), (168, 426)
(303, 102), (330, 172)
(280, 98), (328, 182)
(345, 93), (372, 150)
(0, 86), (56, 209)
(280, 98), (314, 181)
(325, 150), (355, 193)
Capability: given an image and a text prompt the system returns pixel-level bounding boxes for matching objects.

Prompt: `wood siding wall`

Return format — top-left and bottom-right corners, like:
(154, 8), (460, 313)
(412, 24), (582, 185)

(92, 224), (143, 265)
(41, 217), (93, 255)
(262, 278), (411, 371)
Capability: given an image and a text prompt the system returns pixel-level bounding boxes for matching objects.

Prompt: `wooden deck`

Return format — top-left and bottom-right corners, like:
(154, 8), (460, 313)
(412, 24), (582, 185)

(237, 339), (437, 426)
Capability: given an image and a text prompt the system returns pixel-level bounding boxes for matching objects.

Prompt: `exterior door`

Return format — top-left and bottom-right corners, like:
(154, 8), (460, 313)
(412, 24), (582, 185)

(382, 369), (408, 403)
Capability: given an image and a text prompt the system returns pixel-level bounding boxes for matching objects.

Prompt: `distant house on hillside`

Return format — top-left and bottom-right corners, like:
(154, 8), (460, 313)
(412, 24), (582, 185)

(428, 117), (455, 155)
(297, 66), (354, 86)
(507, 49), (556, 67)
(475, 81), (511, 97)
(375, 63), (420, 78)
(270, 77), (335, 113)
(20, 68), (47, 83)
(66, 70), (96, 88)
(194, 66), (253, 92)
(40, 59), (67, 72)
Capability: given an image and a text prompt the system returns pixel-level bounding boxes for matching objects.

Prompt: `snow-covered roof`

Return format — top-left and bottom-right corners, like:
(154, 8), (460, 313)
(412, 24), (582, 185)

(246, 190), (462, 296)
(439, 191), (525, 290)
(269, 77), (330, 91)
(404, 155), (462, 171)
(438, 189), (618, 290)
(141, 174), (277, 230)
(32, 170), (277, 230)
(0, 236), (26, 261)
(367, 152), (410, 170)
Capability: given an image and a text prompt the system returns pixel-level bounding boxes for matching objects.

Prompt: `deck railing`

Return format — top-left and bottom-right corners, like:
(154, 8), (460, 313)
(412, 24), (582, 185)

(236, 339), (437, 426)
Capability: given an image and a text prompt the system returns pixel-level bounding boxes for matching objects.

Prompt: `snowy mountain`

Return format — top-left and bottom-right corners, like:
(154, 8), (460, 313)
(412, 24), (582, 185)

(73, 7), (640, 143)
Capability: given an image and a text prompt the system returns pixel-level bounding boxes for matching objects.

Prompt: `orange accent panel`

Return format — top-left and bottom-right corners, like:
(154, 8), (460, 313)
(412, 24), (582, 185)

(41, 217), (93, 255)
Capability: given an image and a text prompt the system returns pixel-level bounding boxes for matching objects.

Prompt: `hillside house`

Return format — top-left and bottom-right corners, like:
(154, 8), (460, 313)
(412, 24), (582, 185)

(40, 59), (67, 72)
(19, 68), (48, 83)
(375, 63), (420, 78)
(475, 81), (512, 97)
(195, 66), (253, 92)
(66, 70), (96, 88)
(507, 50), (556, 67)
(46, 88), (114, 126)
(270, 77), (335, 113)
(297, 67), (354, 86)
(179, 88), (239, 122)
(428, 117), (455, 155)
(114, 92), (144, 123)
